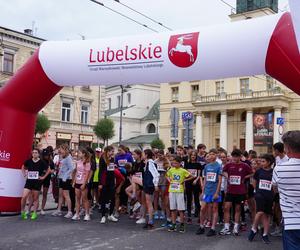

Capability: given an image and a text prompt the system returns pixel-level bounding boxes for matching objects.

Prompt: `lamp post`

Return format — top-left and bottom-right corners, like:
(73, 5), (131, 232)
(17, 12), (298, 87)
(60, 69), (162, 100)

(119, 85), (131, 145)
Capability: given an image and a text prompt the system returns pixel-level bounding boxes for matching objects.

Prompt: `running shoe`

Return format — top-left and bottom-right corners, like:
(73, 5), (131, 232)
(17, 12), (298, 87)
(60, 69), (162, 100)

(270, 227), (282, 237)
(100, 216), (106, 224)
(161, 220), (172, 228)
(205, 221), (212, 228)
(64, 211), (73, 219)
(154, 212), (159, 220)
(108, 215), (118, 222)
(21, 211), (28, 220)
(206, 229), (216, 237)
(248, 229), (257, 241)
(132, 202), (141, 212)
(262, 235), (271, 244)
(160, 214), (166, 220)
(40, 210), (46, 216)
(114, 211), (120, 218)
(179, 224), (185, 233)
(72, 214), (80, 221)
(52, 210), (63, 217)
(136, 217), (146, 224)
(84, 214), (91, 221)
(233, 228), (239, 236)
(168, 224), (176, 232)
(196, 227), (205, 235)
(31, 212), (38, 220)
(219, 227), (231, 235)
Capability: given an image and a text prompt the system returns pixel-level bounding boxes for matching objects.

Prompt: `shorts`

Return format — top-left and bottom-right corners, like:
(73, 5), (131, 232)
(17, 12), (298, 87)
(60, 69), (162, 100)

(24, 180), (42, 191)
(59, 179), (72, 190)
(169, 192), (185, 211)
(42, 176), (51, 188)
(247, 184), (255, 198)
(274, 193), (280, 203)
(75, 183), (84, 189)
(202, 194), (222, 203)
(225, 193), (246, 204)
(143, 186), (155, 195)
(255, 194), (273, 215)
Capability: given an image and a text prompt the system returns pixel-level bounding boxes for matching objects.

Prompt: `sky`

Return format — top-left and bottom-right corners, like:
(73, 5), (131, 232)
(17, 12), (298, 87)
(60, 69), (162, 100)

(0, 0), (290, 41)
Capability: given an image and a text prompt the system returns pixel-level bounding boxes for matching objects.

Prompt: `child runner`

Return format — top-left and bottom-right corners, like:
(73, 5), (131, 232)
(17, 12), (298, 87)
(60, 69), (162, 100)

(196, 148), (222, 236)
(220, 149), (253, 236)
(248, 154), (275, 244)
(21, 148), (50, 220)
(72, 148), (92, 221)
(167, 156), (193, 233)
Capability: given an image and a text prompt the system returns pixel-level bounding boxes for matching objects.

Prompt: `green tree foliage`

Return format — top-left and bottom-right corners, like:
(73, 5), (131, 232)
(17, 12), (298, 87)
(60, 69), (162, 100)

(35, 113), (50, 136)
(94, 118), (115, 145)
(150, 138), (165, 150)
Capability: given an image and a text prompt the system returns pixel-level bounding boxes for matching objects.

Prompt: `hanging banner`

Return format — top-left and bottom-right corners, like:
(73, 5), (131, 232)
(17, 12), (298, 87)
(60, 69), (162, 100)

(253, 113), (274, 146)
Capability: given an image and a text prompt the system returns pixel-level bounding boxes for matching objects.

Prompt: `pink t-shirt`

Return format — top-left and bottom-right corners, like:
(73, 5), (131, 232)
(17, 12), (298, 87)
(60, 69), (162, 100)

(75, 160), (91, 184)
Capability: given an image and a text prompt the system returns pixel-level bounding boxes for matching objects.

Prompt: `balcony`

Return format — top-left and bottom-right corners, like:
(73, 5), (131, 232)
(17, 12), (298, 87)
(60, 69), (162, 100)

(50, 121), (94, 133)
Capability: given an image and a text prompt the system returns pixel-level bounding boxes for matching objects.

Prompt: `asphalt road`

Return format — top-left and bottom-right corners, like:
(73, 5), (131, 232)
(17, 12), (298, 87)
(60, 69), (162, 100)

(0, 211), (282, 250)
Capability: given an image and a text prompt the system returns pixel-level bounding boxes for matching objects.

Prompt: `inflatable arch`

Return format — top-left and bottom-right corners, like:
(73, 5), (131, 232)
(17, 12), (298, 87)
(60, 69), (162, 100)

(0, 1), (300, 213)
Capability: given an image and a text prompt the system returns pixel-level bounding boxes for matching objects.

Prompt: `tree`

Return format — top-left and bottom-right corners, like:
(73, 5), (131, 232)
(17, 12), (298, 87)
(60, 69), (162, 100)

(94, 118), (115, 146)
(35, 113), (50, 137)
(150, 138), (165, 150)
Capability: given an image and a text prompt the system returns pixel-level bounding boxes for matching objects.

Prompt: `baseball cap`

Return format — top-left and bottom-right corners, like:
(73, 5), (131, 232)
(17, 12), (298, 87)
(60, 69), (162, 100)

(95, 148), (102, 152)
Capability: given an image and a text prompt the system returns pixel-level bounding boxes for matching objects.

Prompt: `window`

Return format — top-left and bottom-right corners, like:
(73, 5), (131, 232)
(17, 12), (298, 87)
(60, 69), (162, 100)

(171, 87), (179, 102)
(117, 96), (121, 108)
(216, 113), (221, 123)
(107, 98), (112, 110)
(146, 123), (156, 134)
(127, 93), (131, 105)
(61, 102), (72, 122)
(215, 81), (224, 95)
(240, 111), (246, 122)
(266, 75), (275, 90)
(3, 52), (14, 73)
(240, 78), (250, 94)
(191, 85), (199, 101)
(81, 105), (89, 124)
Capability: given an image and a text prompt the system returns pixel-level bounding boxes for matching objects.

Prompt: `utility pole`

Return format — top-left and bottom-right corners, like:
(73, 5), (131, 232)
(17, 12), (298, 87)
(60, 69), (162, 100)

(119, 85), (124, 145)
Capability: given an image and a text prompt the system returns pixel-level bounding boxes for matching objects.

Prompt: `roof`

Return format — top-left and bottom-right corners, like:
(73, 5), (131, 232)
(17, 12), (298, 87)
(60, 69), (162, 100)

(142, 100), (160, 121)
(0, 25), (46, 41)
(105, 105), (133, 116)
(121, 134), (158, 145)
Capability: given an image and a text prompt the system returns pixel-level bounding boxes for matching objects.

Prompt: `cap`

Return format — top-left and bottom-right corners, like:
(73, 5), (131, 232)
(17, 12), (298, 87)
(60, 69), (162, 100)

(95, 148), (102, 152)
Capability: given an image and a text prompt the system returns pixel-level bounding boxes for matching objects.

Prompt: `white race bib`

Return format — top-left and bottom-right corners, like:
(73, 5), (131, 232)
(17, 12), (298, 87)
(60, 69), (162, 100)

(134, 172), (142, 179)
(118, 159), (127, 167)
(170, 182), (180, 191)
(28, 171), (39, 180)
(157, 164), (165, 172)
(229, 175), (241, 185)
(107, 163), (115, 171)
(259, 179), (272, 191)
(76, 171), (83, 181)
(188, 169), (198, 177)
(206, 172), (216, 182)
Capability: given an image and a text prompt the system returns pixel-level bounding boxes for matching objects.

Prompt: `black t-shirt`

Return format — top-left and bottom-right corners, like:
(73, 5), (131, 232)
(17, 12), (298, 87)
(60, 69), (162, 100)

(24, 159), (49, 181)
(185, 161), (203, 178)
(254, 168), (273, 198)
(131, 160), (145, 175)
(99, 157), (115, 187)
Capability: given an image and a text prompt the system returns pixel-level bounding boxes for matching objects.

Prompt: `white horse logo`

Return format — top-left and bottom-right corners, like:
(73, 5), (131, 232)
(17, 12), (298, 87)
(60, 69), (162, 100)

(169, 34), (195, 62)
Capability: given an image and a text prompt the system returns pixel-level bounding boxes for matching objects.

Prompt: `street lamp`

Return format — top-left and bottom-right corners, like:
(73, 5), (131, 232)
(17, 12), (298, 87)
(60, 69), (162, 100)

(119, 85), (131, 145)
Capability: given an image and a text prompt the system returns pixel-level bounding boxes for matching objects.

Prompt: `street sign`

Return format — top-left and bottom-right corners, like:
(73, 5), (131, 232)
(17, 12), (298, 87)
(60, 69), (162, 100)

(277, 117), (285, 125)
(170, 108), (179, 138)
(182, 111), (193, 122)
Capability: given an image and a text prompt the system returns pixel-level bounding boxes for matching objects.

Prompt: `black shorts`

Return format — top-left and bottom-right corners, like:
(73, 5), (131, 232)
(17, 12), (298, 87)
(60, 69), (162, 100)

(274, 193), (280, 203)
(75, 183), (84, 189)
(225, 193), (246, 204)
(42, 176), (51, 188)
(59, 179), (72, 190)
(247, 185), (255, 198)
(24, 180), (42, 191)
(143, 186), (155, 195)
(255, 194), (273, 215)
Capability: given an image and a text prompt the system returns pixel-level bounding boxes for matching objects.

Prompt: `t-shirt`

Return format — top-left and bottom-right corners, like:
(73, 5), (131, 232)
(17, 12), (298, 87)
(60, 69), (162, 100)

(93, 157), (100, 182)
(115, 153), (133, 174)
(75, 160), (91, 185)
(184, 161), (203, 179)
(166, 167), (190, 193)
(275, 155), (289, 165)
(24, 159), (48, 182)
(155, 159), (166, 173)
(197, 155), (207, 167)
(58, 155), (74, 181)
(99, 157), (116, 187)
(223, 162), (252, 195)
(254, 168), (273, 198)
(203, 162), (222, 196)
(132, 160), (145, 179)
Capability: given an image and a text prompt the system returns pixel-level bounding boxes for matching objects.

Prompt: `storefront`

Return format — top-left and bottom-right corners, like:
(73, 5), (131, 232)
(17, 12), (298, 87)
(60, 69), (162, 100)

(56, 132), (72, 148)
(79, 134), (93, 148)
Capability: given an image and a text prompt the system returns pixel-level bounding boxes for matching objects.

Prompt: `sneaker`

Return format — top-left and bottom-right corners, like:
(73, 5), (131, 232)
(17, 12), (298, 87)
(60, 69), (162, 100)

(52, 210), (63, 217)
(64, 212), (73, 219)
(147, 223), (154, 230)
(31, 212), (38, 220)
(136, 217), (146, 224)
(40, 210), (46, 216)
(161, 220), (172, 228)
(262, 235), (271, 244)
(108, 215), (118, 222)
(100, 216), (106, 224)
(207, 229), (216, 237)
(154, 212), (159, 220)
(79, 208), (85, 216)
(160, 214), (166, 220)
(270, 227), (282, 237)
(72, 214), (80, 221)
(114, 211), (120, 218)
(219, 227), (231, 235)
(168, 224), (176, 232)
(84, 214), (91, 221)
(248, 229), (257, 242)
(196, 227), (205, 235)
(205, 221), (212, 228)
(233, 228), (239, 236)
(21, 211), (28, 220)
(132, 202), (141, 212)
(179, 224), (185, 233)
(187, 218), (192, 225)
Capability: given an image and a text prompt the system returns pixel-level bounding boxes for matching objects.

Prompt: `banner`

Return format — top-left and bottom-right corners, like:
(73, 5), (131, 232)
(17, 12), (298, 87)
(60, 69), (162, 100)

(253, 113), (274, 146)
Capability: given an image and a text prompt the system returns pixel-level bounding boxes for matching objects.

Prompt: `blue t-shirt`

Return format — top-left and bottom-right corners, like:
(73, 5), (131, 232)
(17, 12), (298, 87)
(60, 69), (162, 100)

(203, 161), (222, 196)
(115, 153), (133, 174)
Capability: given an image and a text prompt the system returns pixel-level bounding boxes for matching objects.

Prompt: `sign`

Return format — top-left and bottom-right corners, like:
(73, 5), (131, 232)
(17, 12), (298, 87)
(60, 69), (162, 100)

(253, 113), (273, 146)
(182, 111), (193, 122)
(79, 134), (93, 142)
(56, 132), (72, 140)
(277, 117), (285, 125)
(170, 108), (179, 138)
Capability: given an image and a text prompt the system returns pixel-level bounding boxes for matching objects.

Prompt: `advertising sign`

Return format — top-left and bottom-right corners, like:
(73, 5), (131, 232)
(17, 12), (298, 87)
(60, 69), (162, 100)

(253, 113), (274, 146)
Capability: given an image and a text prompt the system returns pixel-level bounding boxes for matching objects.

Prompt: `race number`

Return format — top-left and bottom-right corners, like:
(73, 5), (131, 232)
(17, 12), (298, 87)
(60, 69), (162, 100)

(259, 180), (272, 191)
(170, 182), (180, 191)
(28, 171), (39, 180)
(157, 164), (165, 172)
(118, 159), (127, 167)
(107, 163), (115, 171)
(76, 171), (83, 181)
(206, 172), (216, 182)
(188, 169), (198, 177)
(229, 176), (241, 185)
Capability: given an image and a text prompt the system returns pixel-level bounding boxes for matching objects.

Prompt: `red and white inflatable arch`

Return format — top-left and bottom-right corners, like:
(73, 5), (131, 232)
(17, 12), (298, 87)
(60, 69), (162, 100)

(0, 0), (299, 213)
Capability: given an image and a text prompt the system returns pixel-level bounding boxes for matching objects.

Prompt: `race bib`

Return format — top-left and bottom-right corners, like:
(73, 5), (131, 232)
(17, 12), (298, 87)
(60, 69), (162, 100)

(188, 169), (198, 177)
(118, 159), (127, 167)
(134, 172), (142, 179)
(229, 176), (241, 185)
(107, 163), (115, 171)
(76, 171), (83, 181)
(259, 180), (272, 191)
(157, 164), (165, 172)
(170, 182), (180, 191)
(206, 172), (216, 182)
(28, 171), (39, 180)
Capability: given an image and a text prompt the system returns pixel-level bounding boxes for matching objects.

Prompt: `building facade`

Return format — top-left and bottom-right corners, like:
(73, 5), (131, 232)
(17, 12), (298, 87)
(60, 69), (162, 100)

(159, 2), (300, 154)
(0, 26), (105, 150)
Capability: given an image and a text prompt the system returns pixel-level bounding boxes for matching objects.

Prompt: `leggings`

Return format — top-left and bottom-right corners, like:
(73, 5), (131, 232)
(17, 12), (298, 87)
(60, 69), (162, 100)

(185, 183), (200, 218)
(101, 186), (115, 217)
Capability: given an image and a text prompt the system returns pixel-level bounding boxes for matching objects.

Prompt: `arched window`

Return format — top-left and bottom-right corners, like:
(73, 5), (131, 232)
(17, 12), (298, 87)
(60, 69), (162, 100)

(146, 123), (156, 134)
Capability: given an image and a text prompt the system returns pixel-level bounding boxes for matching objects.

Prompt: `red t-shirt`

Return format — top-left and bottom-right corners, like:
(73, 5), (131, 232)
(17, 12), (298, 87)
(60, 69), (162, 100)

(223, 162), (252, 195)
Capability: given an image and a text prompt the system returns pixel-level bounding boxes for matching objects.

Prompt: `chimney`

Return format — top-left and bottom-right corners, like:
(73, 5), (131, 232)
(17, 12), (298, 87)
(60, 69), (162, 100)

(24, 29), (33, 35)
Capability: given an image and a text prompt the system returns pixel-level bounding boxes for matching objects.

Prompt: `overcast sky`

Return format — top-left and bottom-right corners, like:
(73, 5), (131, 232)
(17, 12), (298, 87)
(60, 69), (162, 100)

(0, 0), (289, 41)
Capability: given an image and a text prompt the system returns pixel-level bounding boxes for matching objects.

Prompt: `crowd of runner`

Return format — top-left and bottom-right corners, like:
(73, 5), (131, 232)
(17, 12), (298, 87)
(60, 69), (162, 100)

(20, 142), (289, 244)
